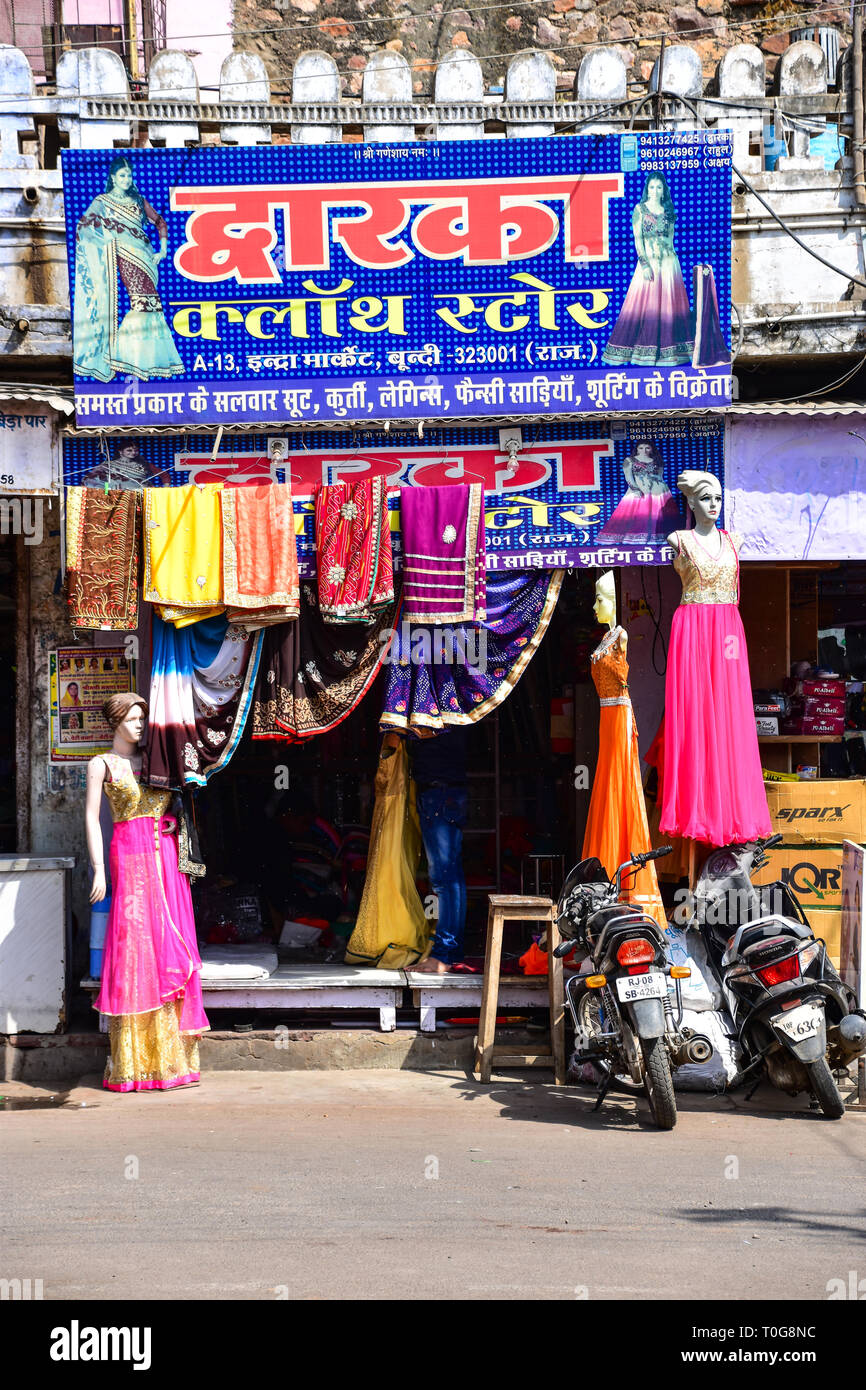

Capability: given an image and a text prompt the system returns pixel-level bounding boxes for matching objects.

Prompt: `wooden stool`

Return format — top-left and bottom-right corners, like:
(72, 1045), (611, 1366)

(473, 894), (566, 1086)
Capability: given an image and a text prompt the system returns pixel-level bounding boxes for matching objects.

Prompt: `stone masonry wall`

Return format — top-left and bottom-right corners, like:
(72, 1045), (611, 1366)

(232, 0), (851, 97)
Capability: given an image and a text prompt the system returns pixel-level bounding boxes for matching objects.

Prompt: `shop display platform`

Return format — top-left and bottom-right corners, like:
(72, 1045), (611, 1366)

(80, 965), (553, 1034)
(82, 964), (407, 1033)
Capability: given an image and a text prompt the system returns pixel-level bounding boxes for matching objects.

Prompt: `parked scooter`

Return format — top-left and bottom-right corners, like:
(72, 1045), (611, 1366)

(691, 834), (866, 1119)
(553, 847), (712, 1130)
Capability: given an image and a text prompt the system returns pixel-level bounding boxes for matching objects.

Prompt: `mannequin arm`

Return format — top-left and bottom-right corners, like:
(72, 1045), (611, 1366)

(85, 757), (107, 903)
(666, 531), (682, 552)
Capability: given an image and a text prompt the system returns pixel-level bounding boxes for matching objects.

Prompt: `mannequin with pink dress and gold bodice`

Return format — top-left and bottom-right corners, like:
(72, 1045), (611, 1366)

(86, 692), (208, 1092)
(656, 471), (771, 848)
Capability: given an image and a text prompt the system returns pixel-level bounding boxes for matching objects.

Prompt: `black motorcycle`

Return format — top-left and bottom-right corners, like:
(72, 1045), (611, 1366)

(691, 833), (866, 1119)
(553, 847), (712, 1130)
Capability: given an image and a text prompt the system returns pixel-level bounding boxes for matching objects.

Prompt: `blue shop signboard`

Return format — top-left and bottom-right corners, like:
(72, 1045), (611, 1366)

(62, 134), (732, 428)
(62, 416), (724, 571)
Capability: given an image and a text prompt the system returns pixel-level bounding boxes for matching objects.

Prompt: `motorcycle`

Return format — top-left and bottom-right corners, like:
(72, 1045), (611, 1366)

(553, 846), (713, 1130)
(691, 833), (866, 1119)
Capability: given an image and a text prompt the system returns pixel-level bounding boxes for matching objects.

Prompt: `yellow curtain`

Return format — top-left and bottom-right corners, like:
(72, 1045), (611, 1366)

(345, 739), (431, 970)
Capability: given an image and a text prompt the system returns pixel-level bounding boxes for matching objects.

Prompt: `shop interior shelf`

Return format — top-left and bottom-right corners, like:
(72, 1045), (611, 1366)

(757, 735), (843, 743)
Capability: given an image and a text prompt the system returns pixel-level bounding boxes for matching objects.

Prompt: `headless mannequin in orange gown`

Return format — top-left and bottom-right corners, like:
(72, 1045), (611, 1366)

(582, 573), (667, 930)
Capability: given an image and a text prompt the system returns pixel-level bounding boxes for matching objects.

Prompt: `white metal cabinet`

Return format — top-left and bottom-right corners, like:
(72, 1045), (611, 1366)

(0, 856), (74, 1033)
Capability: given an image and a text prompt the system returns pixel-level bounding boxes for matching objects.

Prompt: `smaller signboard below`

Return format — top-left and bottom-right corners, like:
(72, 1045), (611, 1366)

(63, 416), (723, 572)
(0, 405), (57, 493)
(49, 646), (137, 763)
(841, 840), (866, 1005)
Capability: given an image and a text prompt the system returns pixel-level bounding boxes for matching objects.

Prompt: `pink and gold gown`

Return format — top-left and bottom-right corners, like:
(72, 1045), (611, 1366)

(582, 627), (666, 929)
(95, 753), (208, 1091)
(658, 530), (771, 846)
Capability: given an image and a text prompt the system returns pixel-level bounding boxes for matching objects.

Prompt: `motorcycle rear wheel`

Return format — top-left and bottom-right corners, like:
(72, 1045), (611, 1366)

(641, 1036), (677, 1130)
(806, 1057), (845, 1119)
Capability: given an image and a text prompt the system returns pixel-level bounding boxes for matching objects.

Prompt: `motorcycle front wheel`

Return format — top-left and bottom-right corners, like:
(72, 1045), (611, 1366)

(806, 1057), (845, 1119)
(641, 1036), (677, 1130)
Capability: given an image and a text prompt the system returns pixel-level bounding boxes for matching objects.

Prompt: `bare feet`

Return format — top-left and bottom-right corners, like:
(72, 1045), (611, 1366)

(412, 956), (450, 974)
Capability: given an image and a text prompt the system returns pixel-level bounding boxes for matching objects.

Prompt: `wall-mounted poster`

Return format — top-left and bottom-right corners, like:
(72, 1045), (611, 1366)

(49, 646), (137, 763)
(63, 416), (723, 571)
(61, 134), (732, 428)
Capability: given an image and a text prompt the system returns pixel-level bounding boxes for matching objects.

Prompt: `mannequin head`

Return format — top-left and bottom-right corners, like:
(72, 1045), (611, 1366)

(593, 570), (616, 629)
(102, 692), (148, 748)
(677, 470), (722, 532)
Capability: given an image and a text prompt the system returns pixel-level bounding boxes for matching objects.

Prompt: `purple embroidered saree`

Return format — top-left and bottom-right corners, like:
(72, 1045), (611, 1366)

(380, 570), (563, 733)
(399, 483), (486, 624)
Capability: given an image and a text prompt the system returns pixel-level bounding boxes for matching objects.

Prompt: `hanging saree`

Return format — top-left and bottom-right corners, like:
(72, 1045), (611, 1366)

(344, 739), (431, 970)
(251, 584), (399, 741)
(66, 487), (140, 630)
(223, 483), (300, 629)
(73, 190), (184, 383)
(315, 477), (395, 623)
(399, 483), (486, 623)
(144, 484), (224, 625)
(144, 613), (263, 789)
(381, 570), (563, 733)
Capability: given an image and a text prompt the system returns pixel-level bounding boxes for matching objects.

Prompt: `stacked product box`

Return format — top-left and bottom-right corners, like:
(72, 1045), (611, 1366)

(752, 779), (866, 966)
(780, 677), (847, 738)
(753, 689), (788, 738)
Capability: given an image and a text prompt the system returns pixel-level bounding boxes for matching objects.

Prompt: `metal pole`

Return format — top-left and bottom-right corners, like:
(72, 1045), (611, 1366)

(853, 5), (865, 207)
(125, 0), (141, 85)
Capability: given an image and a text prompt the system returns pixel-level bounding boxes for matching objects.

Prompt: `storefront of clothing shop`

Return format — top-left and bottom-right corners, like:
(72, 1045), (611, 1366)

(0, 388), (77, 1038)
(46, 129), (751, 1088)
(622, 404), (866, 973)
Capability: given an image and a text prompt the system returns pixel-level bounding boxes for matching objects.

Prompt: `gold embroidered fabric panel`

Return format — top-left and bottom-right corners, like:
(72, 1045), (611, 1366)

(66, 487), (140, 631)
(673, 530), (740, 605)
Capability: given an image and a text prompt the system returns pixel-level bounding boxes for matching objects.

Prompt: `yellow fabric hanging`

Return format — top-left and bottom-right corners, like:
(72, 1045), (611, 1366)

(144, 484), (224, 622)
(345, 738), (431, 971)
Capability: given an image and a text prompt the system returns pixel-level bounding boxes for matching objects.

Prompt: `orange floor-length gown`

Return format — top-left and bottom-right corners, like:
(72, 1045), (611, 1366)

(582, 626), (667, 930)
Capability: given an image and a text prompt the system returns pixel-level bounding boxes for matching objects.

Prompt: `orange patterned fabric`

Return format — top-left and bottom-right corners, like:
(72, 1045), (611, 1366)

(582, 626), (666, 930)
(66, 487), (140, 631)
(222, 483), (300, 629)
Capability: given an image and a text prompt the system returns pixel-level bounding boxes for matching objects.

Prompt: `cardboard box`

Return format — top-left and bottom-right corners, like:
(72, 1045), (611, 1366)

(780, 715), (846, 737)
(756, 716), (779, 737)
(804, 678), (846, 700)
(790, 696), (846, 721)
(805, 906), (841, 968)
(764, 778), (866, 844)
(752, 843), (844, 912)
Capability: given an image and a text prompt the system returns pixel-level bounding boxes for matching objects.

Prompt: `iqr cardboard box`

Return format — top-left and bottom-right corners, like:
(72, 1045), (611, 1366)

(752, 844), (844, 912)
(764, 779), (866, 845)
(804, 906), (842, 968)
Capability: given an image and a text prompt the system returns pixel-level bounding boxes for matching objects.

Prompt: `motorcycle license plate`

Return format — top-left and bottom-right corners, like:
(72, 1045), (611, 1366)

(615, 973), (667, 1003)
(773, 1003), (822, 1042)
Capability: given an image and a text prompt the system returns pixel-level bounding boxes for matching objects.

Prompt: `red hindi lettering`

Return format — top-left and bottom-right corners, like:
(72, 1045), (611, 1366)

(556, 442), (613, 491)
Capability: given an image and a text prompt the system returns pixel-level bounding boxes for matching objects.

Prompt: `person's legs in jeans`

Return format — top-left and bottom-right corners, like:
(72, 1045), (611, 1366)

(417, 786), (468, 967)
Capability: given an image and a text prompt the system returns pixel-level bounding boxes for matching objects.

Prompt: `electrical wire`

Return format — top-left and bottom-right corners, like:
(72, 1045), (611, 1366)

(640, 565), (668, 677)
(655, 86), (866, 403)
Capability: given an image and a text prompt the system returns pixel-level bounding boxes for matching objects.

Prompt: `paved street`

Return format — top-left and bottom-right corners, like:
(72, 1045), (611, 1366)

(2, 1069), (864, 1301)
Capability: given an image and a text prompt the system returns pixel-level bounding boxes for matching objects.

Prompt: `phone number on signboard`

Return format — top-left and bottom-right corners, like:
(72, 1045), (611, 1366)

(640, 158), (703, 169)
